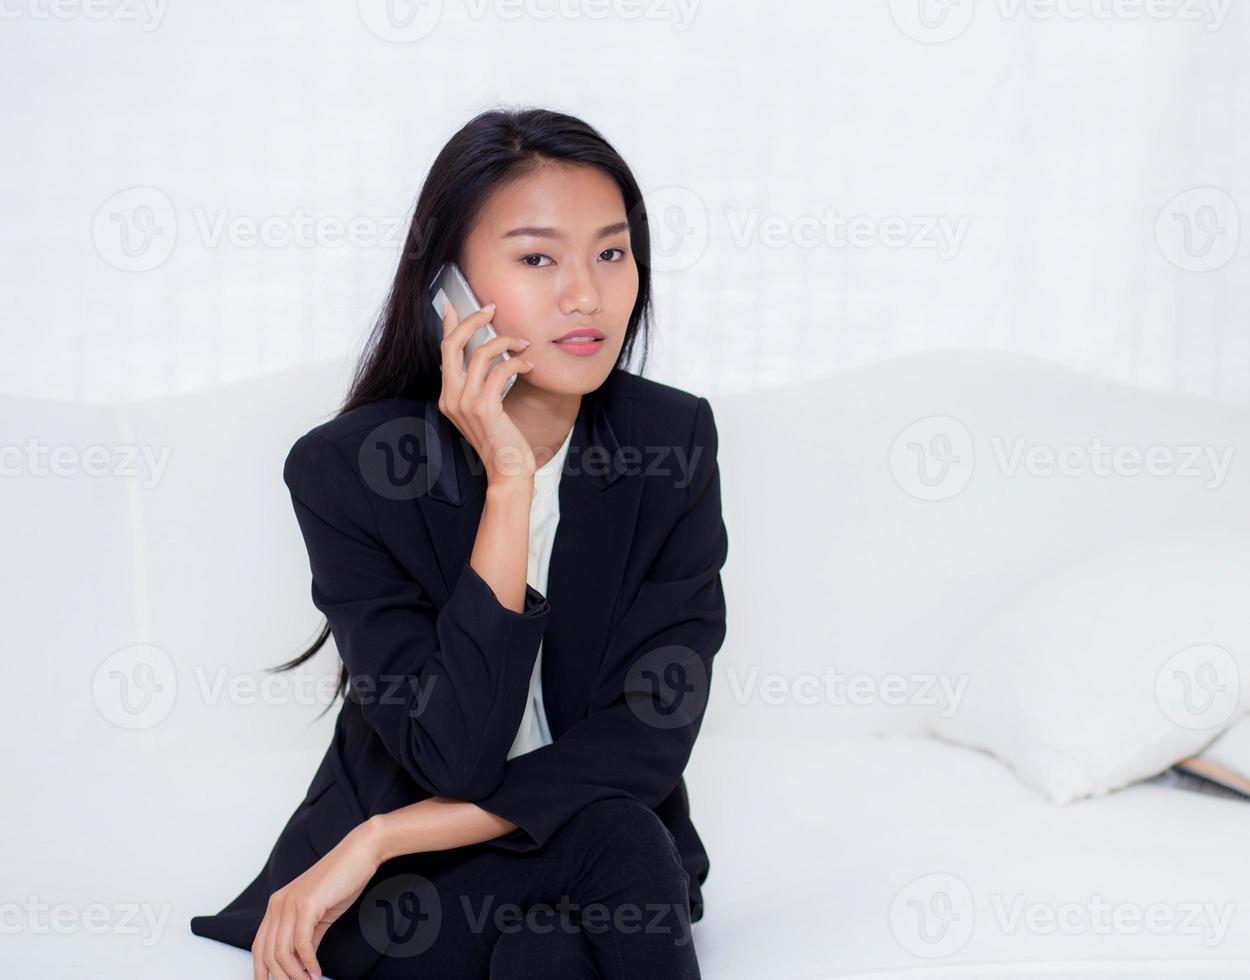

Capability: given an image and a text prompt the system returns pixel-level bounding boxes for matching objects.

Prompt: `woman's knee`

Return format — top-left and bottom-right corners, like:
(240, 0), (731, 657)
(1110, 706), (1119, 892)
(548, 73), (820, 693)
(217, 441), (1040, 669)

(563, 798), (688, 889)
(489, 922), (598, 980)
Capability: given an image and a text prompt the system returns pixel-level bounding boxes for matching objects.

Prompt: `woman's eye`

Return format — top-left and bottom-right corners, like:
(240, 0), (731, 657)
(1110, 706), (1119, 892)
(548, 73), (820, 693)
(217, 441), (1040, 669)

(521, 248), (626, 267)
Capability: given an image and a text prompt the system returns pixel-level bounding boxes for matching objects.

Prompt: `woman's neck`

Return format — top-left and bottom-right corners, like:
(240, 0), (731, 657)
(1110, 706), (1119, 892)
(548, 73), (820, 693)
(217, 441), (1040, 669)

(504, 381), (581, 468)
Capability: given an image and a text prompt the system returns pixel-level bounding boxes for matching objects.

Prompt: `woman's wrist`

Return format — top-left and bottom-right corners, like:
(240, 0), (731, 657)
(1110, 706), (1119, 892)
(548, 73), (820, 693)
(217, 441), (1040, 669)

(356, 812), (395, 865)
(352, 799), (519, 865)
(485, 472), (535, 501)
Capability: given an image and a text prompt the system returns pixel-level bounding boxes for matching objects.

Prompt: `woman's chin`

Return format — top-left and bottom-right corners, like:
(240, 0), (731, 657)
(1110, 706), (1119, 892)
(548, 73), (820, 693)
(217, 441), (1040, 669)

(511, 360), (616, 398)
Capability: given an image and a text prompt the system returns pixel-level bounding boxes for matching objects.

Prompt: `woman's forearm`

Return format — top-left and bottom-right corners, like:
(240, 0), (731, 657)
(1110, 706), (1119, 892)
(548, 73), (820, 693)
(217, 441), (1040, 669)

(364, 797), (518, 864)
(471, 478), (535, 614)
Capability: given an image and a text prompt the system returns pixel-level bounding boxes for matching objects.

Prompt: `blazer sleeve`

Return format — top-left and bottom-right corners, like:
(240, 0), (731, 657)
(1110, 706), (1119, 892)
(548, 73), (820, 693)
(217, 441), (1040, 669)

(283, 429), (552, 801)
(470, 396), (729, 850)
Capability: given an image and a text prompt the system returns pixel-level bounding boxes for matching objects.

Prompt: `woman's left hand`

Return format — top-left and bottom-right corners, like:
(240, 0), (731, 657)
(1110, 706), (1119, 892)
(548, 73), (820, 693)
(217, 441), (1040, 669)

(251, 818), (384, 980)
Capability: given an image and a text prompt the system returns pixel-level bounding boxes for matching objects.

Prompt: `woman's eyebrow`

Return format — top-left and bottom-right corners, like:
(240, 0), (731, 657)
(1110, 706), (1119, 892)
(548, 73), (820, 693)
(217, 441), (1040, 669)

(501, 221), (629, 241)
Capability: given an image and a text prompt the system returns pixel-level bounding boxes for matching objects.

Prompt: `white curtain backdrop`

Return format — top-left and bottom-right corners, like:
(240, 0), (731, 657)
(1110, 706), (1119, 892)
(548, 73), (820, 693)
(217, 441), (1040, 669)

(2, 0), (1247, 404)
(7, 6), (1250, 977)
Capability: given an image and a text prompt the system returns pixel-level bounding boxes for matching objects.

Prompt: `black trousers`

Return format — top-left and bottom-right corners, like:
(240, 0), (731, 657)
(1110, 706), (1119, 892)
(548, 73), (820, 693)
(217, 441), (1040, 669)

(327, 797), (702, 980)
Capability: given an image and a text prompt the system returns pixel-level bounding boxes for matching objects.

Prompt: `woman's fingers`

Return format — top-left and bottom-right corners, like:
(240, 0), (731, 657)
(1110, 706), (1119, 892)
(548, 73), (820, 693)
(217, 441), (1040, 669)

(485, 350), (535, 402)
(274, 902), (305, 980)
(439, 304), (501, 424)
(438, 303), (464, 382)
(465, 334), (532, 396)
(294, 909), (324, 980)
(439, 303), (496, 380)
(262, 905), (292, 980)
(434, 300), (536, 482)
(251, 917), (270, 980)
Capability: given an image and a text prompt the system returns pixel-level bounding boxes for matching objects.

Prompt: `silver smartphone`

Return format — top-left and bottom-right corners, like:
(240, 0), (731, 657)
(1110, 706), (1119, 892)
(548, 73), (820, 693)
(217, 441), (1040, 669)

(428, 261), (516, 400)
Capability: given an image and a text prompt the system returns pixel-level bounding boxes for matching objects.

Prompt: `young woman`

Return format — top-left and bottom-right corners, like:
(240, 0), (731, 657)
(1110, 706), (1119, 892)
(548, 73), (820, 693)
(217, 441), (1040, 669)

(190, 107), (728, 980)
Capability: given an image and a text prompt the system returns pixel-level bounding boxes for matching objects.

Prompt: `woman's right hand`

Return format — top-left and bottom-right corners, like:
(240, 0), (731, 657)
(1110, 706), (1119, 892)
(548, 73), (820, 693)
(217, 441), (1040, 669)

(438, 301), (536, 486)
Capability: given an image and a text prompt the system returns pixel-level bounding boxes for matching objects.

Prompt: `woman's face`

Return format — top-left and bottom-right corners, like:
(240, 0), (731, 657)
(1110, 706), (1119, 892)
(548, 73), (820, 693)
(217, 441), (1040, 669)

(459, 160), (639, 396)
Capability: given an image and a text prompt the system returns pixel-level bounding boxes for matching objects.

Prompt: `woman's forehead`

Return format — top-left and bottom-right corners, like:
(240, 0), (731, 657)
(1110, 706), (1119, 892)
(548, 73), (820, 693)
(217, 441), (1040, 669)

(473, 165), (626, 241)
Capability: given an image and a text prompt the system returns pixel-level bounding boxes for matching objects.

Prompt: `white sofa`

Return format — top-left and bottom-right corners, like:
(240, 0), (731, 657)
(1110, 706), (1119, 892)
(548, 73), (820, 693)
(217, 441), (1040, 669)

(7, 351), (1250, 977)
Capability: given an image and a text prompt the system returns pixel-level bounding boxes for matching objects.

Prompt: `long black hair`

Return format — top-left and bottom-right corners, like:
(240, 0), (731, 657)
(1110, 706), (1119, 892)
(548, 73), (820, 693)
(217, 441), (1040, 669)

(269, 107), (654, 715)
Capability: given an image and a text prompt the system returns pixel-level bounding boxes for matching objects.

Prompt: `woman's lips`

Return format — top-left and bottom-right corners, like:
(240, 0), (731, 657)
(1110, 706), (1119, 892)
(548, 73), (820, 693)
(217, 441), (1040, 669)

(552, 334), (605, 356)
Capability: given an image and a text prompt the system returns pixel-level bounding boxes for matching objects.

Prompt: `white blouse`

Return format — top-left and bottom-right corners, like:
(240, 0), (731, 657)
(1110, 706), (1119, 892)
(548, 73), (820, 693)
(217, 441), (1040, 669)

(506, 423), (575, 760)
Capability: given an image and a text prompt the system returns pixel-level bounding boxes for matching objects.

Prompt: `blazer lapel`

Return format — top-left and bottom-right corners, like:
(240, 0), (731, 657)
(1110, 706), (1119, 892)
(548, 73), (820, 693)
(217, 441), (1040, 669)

(543, 391), (644, 737)
(412, 384), (645, 735)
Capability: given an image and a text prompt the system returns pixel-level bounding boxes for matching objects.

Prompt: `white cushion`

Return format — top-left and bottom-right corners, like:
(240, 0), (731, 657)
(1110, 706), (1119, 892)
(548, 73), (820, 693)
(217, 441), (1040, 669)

(929, 527), (1250, 802)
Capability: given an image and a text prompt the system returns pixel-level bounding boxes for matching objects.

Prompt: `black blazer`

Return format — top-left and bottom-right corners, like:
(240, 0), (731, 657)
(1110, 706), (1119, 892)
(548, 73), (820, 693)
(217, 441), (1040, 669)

(190, 367), (728, 973)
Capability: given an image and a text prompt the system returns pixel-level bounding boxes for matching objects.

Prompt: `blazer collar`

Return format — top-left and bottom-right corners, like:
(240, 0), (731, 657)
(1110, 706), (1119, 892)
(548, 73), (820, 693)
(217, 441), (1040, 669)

(424, 382), (625, 507)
